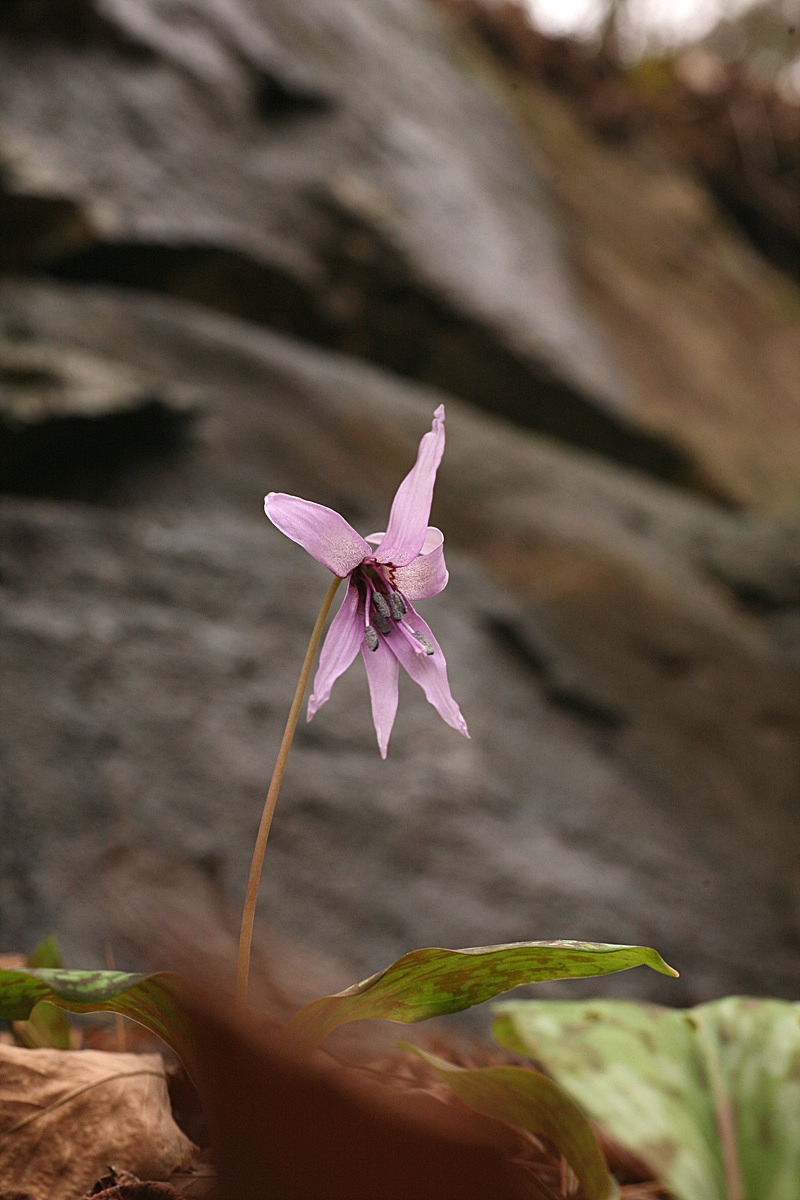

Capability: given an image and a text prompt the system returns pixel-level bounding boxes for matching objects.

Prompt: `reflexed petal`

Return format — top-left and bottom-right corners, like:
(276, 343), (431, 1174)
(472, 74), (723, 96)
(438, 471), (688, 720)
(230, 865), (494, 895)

(392, 528), (448, 600)
(307, 581), (363, 719)
(361, 639), (400, 759)
(391, 605), (469, 737)
(419, 527), (444, 554)
(368, 530), (443, 551)
(375, 406), (445, 568)
(265, 493), (370, 577)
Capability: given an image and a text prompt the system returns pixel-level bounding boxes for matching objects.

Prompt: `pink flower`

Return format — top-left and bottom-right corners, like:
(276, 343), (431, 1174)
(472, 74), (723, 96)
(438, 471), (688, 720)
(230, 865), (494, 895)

(264, 405), (469, 758)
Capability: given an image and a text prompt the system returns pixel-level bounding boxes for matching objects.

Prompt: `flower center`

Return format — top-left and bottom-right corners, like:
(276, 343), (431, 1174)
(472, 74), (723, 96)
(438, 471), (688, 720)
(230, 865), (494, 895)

(356, 561), (434, 657)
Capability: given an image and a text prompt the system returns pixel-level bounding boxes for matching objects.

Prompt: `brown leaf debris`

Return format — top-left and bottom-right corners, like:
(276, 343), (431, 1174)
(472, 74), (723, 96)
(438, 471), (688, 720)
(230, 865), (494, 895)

(0, 1047), (196, 1200)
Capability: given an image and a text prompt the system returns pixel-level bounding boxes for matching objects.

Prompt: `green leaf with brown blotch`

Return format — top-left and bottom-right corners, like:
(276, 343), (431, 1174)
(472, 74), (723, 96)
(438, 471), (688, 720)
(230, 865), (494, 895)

(492, 996), (800, 1200)
(399, 1044), (617, 1200)
(13, 935), (73, 1050)
(287, 941), (677, 1047)
(0, 968), (201, 1083)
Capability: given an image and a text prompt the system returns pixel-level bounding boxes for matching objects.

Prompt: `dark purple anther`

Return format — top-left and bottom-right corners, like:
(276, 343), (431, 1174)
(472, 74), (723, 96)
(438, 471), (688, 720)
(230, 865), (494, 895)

(364, 625), (380, 651)
(388, 591), (407, 619)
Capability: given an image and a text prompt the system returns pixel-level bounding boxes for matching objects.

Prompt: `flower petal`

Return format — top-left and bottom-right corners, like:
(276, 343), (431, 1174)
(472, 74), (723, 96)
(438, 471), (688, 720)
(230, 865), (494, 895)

(361, 639), (400, 759)
(265, 493), (370, 577)
(390, 605), (469, 738)
(307, 581), (364, 720)
(375, 406), (446, 568)
(391, 528), (448, 600)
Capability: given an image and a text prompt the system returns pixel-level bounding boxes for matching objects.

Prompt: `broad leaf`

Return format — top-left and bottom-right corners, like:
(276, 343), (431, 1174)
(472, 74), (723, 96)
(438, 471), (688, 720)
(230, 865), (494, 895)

(400, 1044), (616, 1200)
(287, 941), (677, 1047)
(0, 968), (201, 1083)
(493, 996), (800, 1200)
(14, 936), (72, 1050)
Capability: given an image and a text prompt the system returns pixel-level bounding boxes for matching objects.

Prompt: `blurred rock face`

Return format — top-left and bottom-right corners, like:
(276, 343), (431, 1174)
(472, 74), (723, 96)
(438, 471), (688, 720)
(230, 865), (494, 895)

(0, 0), (714, 491)
(1, 0), (800, 1009)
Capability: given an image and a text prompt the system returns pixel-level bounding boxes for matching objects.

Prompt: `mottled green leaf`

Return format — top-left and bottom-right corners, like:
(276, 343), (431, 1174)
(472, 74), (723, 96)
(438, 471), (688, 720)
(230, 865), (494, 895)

(704, 998), (800, 1200)
(492, 996), (800, 1200)
(0, 968), (201, 1082)
(14, 935), (73, 1049)
(287, 941), (677, 1047)
(400, 1044), (615, 1200)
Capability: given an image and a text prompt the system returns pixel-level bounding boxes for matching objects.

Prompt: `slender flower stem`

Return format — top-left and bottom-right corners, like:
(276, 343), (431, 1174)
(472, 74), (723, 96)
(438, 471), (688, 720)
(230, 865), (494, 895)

(235, 573), (343, 1013)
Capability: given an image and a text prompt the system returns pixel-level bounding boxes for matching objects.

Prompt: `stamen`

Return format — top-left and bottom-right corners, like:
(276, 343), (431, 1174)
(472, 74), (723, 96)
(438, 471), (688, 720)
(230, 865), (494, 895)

(387, 590), (407, 619)
(363, 579), (375, 625)
(393, 618), (435, 657)
(362, 578), (390, 634)
(372, 592), (391, 620)
(412, 631), (435, 655)
(371, 605), (391, 635)
(364, 625), (380, 651)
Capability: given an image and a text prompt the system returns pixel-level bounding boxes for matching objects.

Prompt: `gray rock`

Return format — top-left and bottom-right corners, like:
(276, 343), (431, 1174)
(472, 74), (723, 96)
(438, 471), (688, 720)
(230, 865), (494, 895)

(0, 0), (705, 488)
(0, 336), (197, 496)
(2, 277), (800, 1009)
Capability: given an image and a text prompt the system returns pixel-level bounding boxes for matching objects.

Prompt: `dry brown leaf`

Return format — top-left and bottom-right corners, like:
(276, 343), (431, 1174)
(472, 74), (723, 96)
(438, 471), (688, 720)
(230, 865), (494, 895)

(82, 1167), (184, 1200)
(0, 1047), (196, 1200)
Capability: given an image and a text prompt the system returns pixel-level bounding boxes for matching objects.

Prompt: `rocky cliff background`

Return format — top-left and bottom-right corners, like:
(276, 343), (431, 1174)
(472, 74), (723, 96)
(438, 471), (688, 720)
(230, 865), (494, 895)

(2, 0), (800, 1014)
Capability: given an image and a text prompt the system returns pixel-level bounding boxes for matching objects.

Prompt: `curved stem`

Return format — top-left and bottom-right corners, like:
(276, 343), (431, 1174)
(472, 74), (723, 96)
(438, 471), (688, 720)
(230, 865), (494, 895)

(235, 573), (343, 1013)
